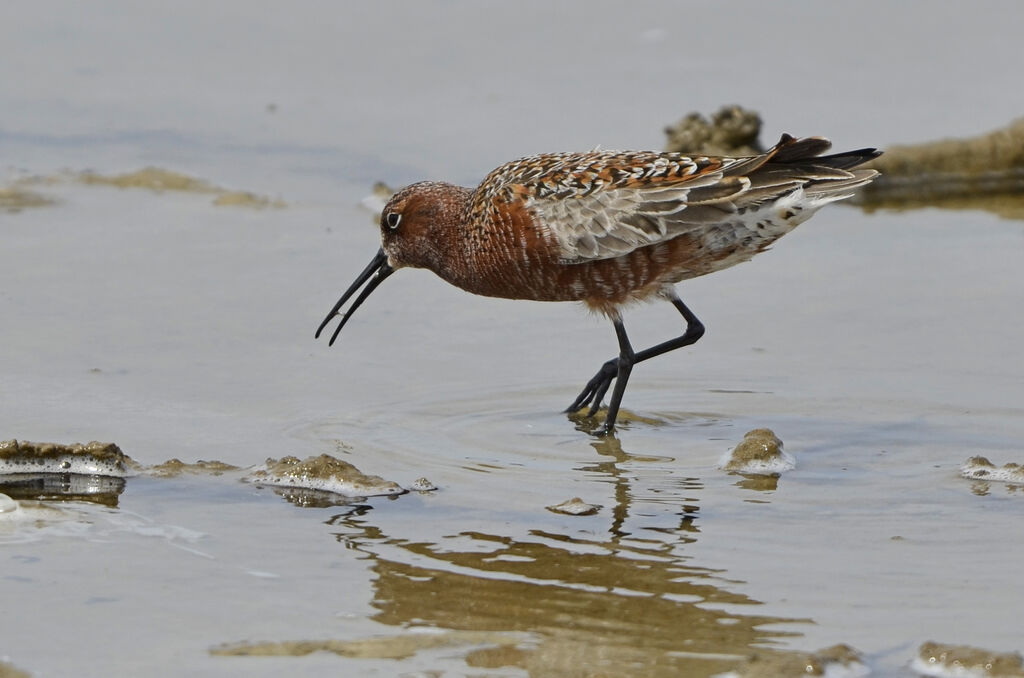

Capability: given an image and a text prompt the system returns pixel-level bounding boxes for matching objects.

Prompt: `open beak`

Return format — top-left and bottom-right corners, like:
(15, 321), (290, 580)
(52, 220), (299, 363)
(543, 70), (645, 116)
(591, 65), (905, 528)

(315, 248), (394, 346)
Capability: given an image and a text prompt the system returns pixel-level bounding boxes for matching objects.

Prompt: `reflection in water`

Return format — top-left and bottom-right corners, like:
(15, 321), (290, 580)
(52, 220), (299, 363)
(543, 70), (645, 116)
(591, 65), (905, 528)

(733, 474), (780, 493)
(273, 487), (374, 508)
(313, 435), (807, 677)
(969, 481), (1023, 497)
(0, 473), (125, 507)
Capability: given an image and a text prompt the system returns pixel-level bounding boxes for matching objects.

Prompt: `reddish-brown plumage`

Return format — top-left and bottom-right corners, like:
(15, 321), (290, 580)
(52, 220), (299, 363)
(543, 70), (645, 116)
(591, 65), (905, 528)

(317, 134), (881, 433)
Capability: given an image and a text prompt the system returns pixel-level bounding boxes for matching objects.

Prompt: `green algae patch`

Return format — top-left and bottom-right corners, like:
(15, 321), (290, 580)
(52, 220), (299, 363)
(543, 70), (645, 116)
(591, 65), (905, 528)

(914, 641), (1024, 677)
(211, 630), (528, 660)
(243, 454), (405, 497)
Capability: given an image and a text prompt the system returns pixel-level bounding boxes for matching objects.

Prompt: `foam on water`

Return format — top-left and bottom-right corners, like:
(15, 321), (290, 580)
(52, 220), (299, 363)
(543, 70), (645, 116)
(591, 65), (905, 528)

(718, 428), (796, 475)
(960, 456), (1024, 485)
(0, 493), (18, 515)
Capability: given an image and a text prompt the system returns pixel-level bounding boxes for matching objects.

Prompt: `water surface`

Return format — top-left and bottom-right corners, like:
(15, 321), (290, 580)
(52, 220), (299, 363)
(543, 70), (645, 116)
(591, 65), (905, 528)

(2, 3), (1023, 676)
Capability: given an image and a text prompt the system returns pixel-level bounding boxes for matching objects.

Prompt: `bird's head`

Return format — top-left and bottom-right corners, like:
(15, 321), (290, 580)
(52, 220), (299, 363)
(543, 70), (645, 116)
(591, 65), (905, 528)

(315, 181), (470, 345)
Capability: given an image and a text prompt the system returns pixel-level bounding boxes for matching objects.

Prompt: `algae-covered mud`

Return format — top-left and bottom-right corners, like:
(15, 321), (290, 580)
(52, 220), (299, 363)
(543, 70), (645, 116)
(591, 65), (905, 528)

(0, 440), (415, 508)
(718, 429), (795, 475)
(3, 2), (1024, 677)
(243, 454), (407, 497)
(1, 168), (285, 211)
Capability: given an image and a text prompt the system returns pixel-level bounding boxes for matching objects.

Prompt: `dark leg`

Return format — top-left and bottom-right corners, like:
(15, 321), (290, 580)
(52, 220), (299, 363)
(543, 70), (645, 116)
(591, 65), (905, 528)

(566, 295), (706, 434)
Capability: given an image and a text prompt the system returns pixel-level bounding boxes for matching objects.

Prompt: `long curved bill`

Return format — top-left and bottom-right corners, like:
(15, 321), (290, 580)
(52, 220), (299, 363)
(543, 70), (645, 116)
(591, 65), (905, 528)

(315, 248), (394, 346)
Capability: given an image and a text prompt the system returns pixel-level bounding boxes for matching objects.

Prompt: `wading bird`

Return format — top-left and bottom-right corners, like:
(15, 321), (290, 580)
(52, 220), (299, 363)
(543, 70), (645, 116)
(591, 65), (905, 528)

(316, 134), (879, 434)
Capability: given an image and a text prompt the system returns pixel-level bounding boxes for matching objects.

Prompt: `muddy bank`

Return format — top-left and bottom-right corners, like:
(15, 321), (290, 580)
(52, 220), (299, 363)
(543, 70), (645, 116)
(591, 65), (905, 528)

(856, 118), (1024, 218)
(662, 109), (1024, 220)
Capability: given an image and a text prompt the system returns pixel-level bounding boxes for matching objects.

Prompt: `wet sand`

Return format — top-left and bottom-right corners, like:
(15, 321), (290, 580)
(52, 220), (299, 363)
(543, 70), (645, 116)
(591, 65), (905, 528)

(3, 2), (1024, 676)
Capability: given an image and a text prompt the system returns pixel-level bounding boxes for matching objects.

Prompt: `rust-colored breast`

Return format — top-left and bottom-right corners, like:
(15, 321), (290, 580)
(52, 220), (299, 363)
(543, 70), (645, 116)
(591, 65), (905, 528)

(447, 191), (713, 315)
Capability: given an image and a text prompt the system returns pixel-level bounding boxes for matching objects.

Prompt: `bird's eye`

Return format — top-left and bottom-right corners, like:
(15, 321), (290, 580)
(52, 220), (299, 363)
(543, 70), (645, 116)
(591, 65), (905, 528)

(385, 212), (402, 230)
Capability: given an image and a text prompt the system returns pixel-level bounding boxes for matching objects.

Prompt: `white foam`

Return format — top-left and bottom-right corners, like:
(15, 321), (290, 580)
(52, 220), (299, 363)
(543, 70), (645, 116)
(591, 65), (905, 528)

(0, 493), (19, 516)
(0, 454), (127, 477)
(911, 656), (992, 678)
(245, 471), (405, 496)
(718, 428), (796, 476)
(718, 451), (797, 475)
(960, 456), (1024, 485)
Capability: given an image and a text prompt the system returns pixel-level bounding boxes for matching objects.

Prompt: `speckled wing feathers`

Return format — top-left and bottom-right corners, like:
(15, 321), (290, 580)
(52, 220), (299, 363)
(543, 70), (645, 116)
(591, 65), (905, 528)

(474, 135), (879, 264)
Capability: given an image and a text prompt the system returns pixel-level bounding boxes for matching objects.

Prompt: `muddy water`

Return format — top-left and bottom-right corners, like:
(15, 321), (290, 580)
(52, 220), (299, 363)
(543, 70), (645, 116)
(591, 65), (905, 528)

(3, 3), (1024, 677)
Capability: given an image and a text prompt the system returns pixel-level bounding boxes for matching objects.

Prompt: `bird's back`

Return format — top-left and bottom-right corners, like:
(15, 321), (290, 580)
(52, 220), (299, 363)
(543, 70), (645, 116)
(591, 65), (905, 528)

(446, 135), (879, 313)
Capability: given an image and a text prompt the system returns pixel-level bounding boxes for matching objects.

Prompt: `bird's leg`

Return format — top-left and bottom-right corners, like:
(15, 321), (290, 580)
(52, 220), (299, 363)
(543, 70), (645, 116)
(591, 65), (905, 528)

(565, 294), (705, 433)
(598, 320), (636, 434)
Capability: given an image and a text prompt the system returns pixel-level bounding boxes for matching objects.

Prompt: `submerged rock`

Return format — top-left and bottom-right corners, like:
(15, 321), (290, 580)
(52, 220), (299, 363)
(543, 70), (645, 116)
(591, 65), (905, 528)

(719, 429), (795, 475)
(243, 454), (405, 498)
(913, 641), (1024, 677)
(546, 497), (601, 516)
(663, 105), (764, 156)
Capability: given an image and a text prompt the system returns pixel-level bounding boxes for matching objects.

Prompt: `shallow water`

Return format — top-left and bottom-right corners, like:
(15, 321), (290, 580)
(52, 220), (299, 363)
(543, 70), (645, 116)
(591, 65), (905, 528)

(3, 2), (1024, 676)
